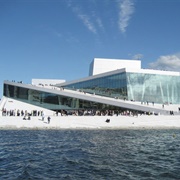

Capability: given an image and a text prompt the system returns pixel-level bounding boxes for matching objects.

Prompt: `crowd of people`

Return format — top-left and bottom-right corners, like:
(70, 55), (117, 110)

(1, 108), (141, 117)
(56, 109), (140, 116)
(1, 108), (44, 117)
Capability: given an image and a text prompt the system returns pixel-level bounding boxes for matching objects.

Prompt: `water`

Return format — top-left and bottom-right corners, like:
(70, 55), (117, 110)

(0, 129), (180, 180)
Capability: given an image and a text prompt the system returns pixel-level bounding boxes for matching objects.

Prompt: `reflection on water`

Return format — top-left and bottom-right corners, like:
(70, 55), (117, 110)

(0, 129), (180, 179)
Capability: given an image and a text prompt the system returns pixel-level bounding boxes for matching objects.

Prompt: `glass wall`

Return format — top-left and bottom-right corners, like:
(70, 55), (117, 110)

(62, 71), (180, 104)
(126, 73), (180, 104)
(3, 84), (122, 111)
(63, 72), (128, 99)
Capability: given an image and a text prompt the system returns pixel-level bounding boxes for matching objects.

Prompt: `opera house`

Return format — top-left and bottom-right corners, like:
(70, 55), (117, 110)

(1, 58), (180, 115)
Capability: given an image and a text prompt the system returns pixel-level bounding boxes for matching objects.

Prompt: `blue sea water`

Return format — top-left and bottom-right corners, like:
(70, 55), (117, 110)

(0, 129), (180, 180)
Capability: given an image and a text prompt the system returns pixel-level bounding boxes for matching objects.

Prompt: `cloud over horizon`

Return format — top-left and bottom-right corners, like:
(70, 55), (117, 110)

(149, 54), (180, 71)
(118, 0), (135, 33)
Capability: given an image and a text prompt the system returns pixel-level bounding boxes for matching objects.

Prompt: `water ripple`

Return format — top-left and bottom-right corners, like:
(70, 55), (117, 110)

(0, 129), (180, 179)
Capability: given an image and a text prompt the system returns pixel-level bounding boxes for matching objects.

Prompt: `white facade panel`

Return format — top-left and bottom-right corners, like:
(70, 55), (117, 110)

(90, 58), (141, 75)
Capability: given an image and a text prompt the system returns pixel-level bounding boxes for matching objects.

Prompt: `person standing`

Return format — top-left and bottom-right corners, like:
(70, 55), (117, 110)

(42, 111), (45, 121)
(47, 116), (51, 124)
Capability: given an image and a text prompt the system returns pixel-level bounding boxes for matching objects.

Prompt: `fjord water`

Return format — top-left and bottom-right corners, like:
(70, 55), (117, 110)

(0, 129), (180, 180)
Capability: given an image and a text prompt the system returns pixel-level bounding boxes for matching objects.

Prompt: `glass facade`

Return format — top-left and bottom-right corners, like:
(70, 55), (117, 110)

(127, 73), (180, 104)
(62, 72), (180, 104)
(3, 84), (122, 111)
(63, 72), (128, 99)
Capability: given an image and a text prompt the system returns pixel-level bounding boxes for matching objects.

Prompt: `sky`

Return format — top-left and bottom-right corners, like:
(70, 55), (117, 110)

(0, 0), (180, 98)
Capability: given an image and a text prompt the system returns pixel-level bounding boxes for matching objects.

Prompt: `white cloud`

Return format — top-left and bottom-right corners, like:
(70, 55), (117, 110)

(118, 0), (134, 33)
(132, 54), (143, 60)
(149, 54), (180, 71)
(70, 5), (97, 34)
(66, 1), (106, 35)
(96, 17), (104, 31)
(78, 14), (97, 34)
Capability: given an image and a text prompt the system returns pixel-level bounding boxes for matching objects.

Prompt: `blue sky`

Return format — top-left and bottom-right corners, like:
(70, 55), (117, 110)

(0, 0), (180, 98)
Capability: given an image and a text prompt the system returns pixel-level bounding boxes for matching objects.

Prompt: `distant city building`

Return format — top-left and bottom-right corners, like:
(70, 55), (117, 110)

(1, 58), (180, 115)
